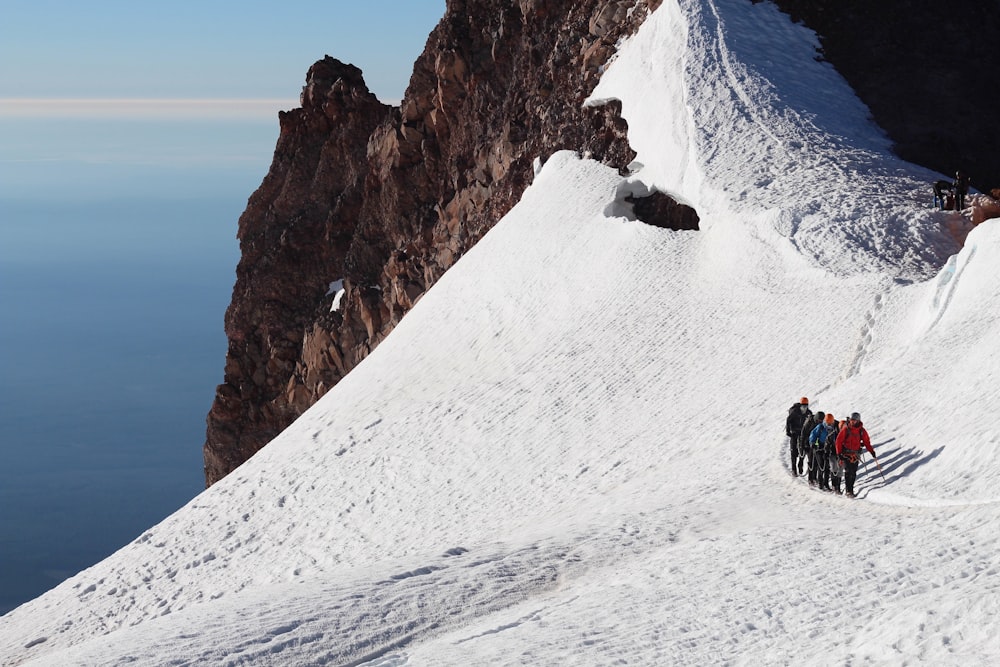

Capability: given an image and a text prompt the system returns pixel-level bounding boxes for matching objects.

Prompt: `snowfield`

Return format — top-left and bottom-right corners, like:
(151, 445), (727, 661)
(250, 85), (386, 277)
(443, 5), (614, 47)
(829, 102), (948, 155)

(3, 0), (998, 665)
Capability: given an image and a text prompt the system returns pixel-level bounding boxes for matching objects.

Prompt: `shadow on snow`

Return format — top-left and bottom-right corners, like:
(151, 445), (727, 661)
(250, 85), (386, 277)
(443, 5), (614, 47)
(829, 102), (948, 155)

(859, 444), (945, 493)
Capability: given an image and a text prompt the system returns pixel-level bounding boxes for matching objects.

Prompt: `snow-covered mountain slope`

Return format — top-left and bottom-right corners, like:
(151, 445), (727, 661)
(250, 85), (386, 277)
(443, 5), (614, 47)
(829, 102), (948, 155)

(3, 0), (998, 664)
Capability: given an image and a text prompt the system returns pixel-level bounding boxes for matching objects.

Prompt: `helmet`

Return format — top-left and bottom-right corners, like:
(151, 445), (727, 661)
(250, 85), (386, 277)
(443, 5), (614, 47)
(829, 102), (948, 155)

(800, 397), (809, 405)
(850, 412), (861, 421)
(825, 414), (835, 424)
(816, 411), (825, 420)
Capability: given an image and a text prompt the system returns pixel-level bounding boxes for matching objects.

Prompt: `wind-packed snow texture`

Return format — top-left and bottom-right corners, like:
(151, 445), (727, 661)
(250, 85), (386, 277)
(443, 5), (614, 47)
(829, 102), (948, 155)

(3, 1), (998, 665)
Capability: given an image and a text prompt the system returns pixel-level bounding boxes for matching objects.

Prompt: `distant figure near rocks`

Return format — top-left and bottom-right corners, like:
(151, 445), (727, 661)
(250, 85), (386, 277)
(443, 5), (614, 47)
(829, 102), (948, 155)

(933, 180), (954, 210)
(954, 171), (970, 210)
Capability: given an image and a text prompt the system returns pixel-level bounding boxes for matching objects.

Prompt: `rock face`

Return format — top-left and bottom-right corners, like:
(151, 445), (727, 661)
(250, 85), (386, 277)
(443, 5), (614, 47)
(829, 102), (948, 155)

(760, 0), (1000, 191)
(204, 58), (392, 480)
(204, 0), (663, 485)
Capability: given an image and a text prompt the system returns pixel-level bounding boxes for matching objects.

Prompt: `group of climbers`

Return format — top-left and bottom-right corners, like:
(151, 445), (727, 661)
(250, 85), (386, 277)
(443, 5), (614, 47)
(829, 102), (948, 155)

(785, 397), (877, 498)
(931, 171), (1000, 226)
(933, 170), (971, 211)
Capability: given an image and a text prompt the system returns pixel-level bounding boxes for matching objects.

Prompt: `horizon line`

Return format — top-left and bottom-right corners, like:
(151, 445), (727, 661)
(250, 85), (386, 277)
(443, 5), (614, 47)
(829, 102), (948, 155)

(0, 97), (302, 120)
(0, 96), (403, 119)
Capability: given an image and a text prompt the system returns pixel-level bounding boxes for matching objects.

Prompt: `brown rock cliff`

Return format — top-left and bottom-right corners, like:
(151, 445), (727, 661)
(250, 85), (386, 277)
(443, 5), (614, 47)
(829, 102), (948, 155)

(204, 58), (391, 480)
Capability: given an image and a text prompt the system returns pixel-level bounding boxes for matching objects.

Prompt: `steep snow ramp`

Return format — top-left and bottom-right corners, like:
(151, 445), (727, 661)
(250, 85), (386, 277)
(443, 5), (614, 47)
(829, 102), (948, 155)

(3, 1), (998, 665)
(12, 152), (999, 667)
(815, 219), (1000, 507)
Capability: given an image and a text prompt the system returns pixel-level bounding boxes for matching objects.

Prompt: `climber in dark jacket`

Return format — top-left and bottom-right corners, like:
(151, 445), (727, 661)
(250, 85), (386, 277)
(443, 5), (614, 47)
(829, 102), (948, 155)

(800, 410), (822, 483)
(785, 397), (811, 476)
(954, 171), (970, 210)
(933, 180), (954, 210)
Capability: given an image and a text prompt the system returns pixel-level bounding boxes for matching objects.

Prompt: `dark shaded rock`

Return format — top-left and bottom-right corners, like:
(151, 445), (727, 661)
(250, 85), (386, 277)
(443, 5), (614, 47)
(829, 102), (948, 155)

(758, 0), (1000, 191)
(626, 192), (700, 231)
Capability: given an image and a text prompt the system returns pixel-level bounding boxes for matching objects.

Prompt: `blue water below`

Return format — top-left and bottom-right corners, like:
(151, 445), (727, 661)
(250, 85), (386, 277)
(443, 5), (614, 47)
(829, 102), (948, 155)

(0, 194), (245, 615)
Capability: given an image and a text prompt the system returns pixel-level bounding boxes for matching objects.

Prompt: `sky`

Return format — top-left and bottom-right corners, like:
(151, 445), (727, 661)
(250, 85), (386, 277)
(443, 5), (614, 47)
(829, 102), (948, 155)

(0, 0), (445, 199)
(0, 0), (446, 111)
(2, 0), (998, 664)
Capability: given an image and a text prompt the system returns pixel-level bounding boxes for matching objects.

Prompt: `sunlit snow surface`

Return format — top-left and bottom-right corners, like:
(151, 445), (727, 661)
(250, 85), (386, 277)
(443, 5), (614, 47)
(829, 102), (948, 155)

(3, 0), (998, 665)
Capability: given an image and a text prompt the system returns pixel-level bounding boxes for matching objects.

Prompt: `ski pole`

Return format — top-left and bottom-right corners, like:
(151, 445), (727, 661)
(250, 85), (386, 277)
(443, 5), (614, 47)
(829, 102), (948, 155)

(872, 455), (886, 483)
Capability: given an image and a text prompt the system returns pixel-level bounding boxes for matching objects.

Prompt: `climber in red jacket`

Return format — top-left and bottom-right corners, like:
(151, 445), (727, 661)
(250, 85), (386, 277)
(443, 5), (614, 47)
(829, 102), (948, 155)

(835, 412), (876, 498)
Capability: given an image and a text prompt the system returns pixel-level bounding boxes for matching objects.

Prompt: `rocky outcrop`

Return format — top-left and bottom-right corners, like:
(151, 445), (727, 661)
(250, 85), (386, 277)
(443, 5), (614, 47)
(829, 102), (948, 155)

(970, 193), (1000, 226)
(627, 191), (700, 231)
(203, 57), (392, 480)
(204, 0), (663, 485)
(759, 0), (1000, 191)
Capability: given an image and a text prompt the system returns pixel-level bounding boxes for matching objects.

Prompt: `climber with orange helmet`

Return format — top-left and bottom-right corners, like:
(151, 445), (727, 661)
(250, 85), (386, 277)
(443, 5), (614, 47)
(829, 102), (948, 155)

(785, 397), (811, 476)
(808, 413), (837, 489)
(825, 417), (846, 493)
(835, 412), (876, 497)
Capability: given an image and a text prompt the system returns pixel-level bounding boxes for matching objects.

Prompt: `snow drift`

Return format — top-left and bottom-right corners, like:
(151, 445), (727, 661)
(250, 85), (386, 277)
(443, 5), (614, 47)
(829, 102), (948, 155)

(3, 0), (998, 665)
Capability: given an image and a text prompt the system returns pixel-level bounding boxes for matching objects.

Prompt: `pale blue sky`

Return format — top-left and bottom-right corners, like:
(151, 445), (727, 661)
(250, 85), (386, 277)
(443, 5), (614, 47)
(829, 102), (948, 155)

(0, 0), (446, 103)
(0, 1), (446, 199)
